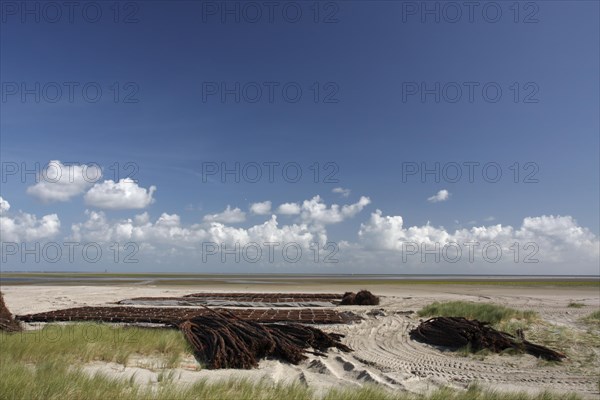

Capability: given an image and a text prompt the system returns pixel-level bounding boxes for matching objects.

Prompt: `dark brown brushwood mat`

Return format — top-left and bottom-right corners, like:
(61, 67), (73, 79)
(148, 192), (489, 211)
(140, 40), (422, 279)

(17, 306), (360, 325)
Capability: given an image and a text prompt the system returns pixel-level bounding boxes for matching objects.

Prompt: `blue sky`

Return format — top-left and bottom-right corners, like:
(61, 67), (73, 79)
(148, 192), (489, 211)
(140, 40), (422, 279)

(1, 1), (598, 274)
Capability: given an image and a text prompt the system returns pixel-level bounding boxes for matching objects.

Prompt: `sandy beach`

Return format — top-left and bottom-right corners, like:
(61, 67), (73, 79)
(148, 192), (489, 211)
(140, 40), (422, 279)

(2, 282), (599, 399)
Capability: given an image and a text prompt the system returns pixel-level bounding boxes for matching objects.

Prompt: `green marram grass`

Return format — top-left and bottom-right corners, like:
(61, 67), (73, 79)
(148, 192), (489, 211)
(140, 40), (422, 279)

(417, 301), (537, 326)
(586, 310), (600, 320)
(0, 361), (313, 400)
(583, 310), (600, 325)
(0, 323), (191, 368)
(0, 361), (583, 400)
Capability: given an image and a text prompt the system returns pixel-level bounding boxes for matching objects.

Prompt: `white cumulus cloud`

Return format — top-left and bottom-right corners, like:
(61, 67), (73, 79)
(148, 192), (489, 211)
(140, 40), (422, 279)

(0, 196), (10, 213)
(0, 198), (60, 242)
(26, 160), (101, 202)
(84, 178), (156, 210)
(249, 201), (272, 215)
(332, 187), (351, 197)
(427, 189), (450, 203)
(70, 211), (324, 251)
(63, 200), (599, 273)
(358, 210), (599, 266)
(203, 205), (246, 224)
(277, 202), (301, 215)
(300, 195), (371, 225)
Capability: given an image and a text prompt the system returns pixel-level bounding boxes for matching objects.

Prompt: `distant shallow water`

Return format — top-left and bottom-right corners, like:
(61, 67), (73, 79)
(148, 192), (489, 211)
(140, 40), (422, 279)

(0, 274), (598, 285)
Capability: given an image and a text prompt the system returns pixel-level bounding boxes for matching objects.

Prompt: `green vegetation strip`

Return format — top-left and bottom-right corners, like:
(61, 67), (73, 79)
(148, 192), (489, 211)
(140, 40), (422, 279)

(0, 362), (583, 400)
(417, 301), (537, 326)
(1, 323), (190, 367)
(583, 310), (600, 325)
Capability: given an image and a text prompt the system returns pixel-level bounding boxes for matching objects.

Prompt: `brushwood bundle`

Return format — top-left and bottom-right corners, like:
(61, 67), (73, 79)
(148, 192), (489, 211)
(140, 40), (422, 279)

(0, 291), (22, 332)
(179, 308), (352, 369)
(340, 290), (380, 306)
(410, 316), (565, 361)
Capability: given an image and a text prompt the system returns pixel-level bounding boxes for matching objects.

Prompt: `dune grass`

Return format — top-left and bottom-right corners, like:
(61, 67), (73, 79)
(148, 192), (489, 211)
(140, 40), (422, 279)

(567, 302), (585, 308)
(417, 301), (537, 326)
(0, 323), (191, 368)
(0, 359), (583, 400)
(583, 310), (600, 325)
(0, 360), (313, 400)
(586, 310), (600, 320)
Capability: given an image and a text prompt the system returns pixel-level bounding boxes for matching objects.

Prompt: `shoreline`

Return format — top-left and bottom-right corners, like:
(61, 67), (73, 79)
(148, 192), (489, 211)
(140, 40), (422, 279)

(1, 273), (598, 287)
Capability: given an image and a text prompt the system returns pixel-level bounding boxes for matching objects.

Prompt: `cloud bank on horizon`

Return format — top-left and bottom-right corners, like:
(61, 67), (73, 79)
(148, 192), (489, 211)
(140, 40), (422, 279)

(0, 160), (598, 274)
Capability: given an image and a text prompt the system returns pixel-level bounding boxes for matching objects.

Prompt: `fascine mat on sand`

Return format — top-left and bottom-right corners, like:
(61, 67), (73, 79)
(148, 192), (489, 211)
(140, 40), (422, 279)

(115, 290), (381, 307)
(12, 293), (568, 365)
(15, 290), (378, 324)
(4, 291), (371, 380)
(2, 284), (599, 398)
(8, 291), (378, 373)
(16, 305), (361, 325)
(115, 292), (344, 308)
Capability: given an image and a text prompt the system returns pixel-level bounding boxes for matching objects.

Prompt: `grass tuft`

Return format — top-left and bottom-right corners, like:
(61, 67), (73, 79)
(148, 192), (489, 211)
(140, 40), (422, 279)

(0, 323), (191, 367)
(582, 310), (600, 325)
(417, 301), (537, 326)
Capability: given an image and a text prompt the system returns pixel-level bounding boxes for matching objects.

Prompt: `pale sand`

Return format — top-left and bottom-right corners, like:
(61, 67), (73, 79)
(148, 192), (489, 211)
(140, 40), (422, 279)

(2, 284), (599, 398)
